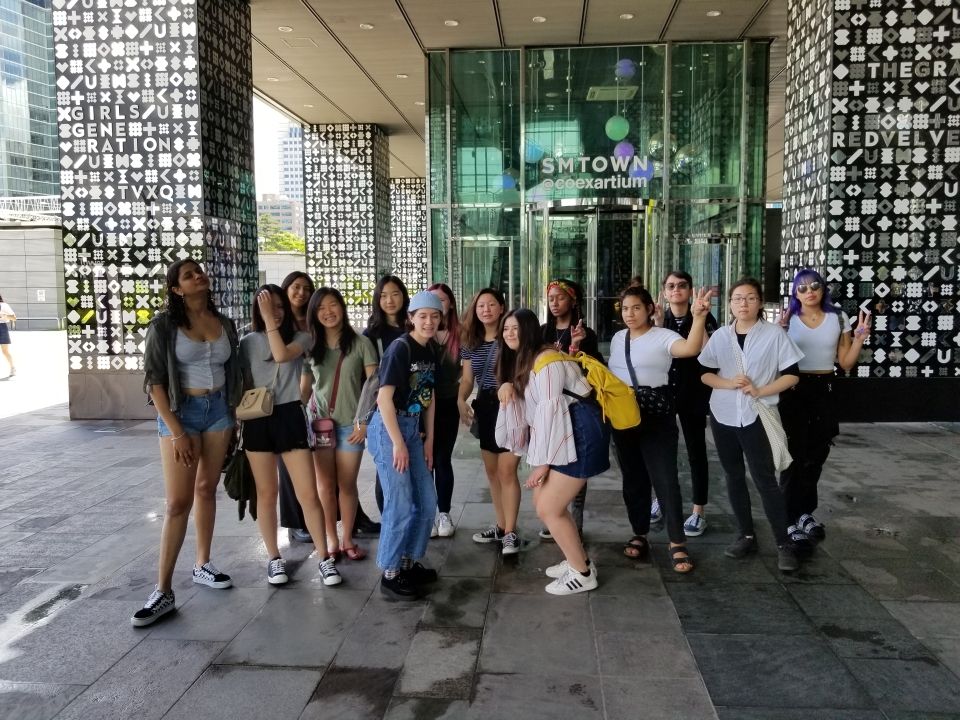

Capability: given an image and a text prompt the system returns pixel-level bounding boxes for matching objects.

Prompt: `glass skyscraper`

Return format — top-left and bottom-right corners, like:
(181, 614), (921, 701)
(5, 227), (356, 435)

(0, 0), (57, 197)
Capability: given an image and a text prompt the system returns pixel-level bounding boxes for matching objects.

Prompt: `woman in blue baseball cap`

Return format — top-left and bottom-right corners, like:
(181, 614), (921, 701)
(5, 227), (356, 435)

(367, 290), (445, 600)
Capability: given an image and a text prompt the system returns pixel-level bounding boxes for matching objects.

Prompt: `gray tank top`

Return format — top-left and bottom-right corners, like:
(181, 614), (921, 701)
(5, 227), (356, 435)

(175, 329), (230, 390)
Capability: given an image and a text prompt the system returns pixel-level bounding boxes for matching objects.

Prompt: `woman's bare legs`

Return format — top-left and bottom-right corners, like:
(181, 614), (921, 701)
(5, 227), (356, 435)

(535, 471), (589, 572)
(157, 435), (200, 592)
(312, 448), (340, 553)
(480, 449), (505, 529)
(497, 453), (521, 534)
(336, 449), (363, 550)
(192, 428), (232, 566)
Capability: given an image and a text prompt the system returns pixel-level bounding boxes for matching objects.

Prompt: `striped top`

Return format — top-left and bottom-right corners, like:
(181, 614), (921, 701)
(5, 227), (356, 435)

(460, 340), (498, 390)
(524, 354), (591, 466)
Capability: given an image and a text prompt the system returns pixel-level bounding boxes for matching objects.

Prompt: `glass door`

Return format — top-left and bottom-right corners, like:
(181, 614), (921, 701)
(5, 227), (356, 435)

(450, 236), (514, 308)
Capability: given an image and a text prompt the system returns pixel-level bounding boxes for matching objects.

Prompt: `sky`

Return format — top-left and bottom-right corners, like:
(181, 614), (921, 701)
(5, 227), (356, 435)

(253, 97), (292, 199)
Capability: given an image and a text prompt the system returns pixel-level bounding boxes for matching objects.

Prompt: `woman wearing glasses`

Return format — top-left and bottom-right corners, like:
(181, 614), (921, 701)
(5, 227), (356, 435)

(698, 278), (804, 573)
(778, 269), (870, 547)
(659, 271), (718, 537)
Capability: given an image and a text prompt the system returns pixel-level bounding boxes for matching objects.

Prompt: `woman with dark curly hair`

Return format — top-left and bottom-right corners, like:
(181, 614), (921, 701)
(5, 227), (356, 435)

(135, 260), (240, 627)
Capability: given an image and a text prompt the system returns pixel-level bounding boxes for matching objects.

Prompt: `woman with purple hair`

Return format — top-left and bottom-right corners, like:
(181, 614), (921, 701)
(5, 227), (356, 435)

(778, 269), (871, 549)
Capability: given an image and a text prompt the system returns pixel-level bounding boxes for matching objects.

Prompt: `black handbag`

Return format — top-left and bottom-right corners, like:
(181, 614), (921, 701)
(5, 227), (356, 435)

(624, 334), (674, 417)
(469, 343), (496, 439)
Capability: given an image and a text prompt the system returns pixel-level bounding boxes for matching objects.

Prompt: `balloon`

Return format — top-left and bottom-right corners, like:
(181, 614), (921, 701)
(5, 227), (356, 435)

(629, 161), (655, 181)
(614, 59), (636, 79)
(524, 142), (545, 164)
(501, 174), (517, 190)
(605, 115), (630, 141)
(614, 141), (634, 158)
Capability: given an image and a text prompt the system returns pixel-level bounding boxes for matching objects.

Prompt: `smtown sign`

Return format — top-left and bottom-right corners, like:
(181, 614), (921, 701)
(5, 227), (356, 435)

(539, 153), (655, 190)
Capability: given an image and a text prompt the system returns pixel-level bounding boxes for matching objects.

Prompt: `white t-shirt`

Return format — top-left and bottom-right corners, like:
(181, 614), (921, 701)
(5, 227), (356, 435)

(787, 312), (851, 372)
(698, 321), (804, 427)
(0, 302), (14, 323)
(608, 327), (683, 388)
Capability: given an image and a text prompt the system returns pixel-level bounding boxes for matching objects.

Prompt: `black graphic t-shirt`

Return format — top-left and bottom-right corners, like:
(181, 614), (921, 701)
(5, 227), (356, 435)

(379, 334), (440, 414)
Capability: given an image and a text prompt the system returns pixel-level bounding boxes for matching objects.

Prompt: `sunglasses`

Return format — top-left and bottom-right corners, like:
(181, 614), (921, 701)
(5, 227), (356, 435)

(796, 281), (822, 294)
(664, 281), (690, 290)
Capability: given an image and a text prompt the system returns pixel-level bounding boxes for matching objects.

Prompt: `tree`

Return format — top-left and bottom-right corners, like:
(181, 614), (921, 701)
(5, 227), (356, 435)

(262, 231), (305, 253)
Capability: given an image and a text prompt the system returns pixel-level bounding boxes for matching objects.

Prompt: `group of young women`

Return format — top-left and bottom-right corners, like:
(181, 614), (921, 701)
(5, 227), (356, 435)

(135, 259), (868, 622)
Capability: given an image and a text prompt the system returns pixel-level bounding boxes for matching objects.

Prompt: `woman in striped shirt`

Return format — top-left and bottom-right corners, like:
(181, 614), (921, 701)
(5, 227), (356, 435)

(458, 287), (522, 555)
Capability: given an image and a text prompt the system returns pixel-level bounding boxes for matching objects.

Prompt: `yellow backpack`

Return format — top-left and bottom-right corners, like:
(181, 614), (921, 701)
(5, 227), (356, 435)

(533, 350), (641, 430)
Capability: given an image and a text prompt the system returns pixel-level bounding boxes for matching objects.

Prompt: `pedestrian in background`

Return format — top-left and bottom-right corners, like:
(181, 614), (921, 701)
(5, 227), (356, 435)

(0, 292), (15, 378)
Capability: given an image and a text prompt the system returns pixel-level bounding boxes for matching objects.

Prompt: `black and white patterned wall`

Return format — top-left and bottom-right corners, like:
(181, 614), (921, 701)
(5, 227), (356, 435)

(303, 124), (390, 328)
(390, 178), (428, 290)
(783, 0), (960, 381)
(52, 0), (255, 379)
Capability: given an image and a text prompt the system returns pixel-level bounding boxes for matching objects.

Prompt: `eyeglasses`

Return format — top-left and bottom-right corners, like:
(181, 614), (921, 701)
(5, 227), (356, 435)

(796, 281), (822, 294)
(664, 281), (689, 290)
(730, 295), (760, 304)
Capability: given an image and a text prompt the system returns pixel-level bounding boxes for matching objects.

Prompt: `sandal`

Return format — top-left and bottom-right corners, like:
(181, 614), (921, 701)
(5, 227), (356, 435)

(327, 547), (342, 561)
(670, 544), (694, 574)
(623, 535), (650, 561)
(342, 544), (367, 561)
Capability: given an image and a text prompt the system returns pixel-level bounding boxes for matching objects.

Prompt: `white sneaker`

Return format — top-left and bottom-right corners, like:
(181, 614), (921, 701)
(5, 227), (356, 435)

(546, 558), (597, 579)
(545, 566), (598, 595)
(192, 561), (233, 589)
(430, 521), (439, 538)
(131, 586), (176, 627)
(437, 512), (454, 537)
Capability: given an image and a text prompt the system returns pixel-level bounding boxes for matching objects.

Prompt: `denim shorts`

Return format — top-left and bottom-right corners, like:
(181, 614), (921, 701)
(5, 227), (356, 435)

(157, 390), (233, 437)
(336, 424), (365, 452)
(550, 400), (611, 479)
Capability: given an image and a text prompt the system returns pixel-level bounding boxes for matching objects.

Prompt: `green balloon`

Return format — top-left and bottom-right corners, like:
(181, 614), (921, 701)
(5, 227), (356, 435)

(605, 115), (630, 141)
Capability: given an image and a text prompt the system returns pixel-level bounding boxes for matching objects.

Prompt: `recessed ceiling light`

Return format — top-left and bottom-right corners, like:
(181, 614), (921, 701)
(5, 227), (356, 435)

(619, 13), (634, 20)
(532, 16), (546, 23)
(706, 10), (722, 17)
(444, 19), (459, 27)
(303, 103), (314, 108)
(545, 91), (559, 98)
(359, 23), (374, 30)
(396, 73), (409, 79)
(266, 76), (279, 82)
(278, 26), (293, 32)
(414, 101), (425, 106)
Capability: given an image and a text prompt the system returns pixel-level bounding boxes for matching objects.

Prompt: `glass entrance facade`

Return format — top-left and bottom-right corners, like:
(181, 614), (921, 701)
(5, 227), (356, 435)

(427, 42), (769, 325)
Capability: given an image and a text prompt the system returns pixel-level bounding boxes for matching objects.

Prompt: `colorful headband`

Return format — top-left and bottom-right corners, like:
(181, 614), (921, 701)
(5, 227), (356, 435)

(547, 280), (577, 301)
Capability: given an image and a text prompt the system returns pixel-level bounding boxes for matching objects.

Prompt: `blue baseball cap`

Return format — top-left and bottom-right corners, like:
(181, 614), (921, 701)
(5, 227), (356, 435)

(408, 290), (443, 314)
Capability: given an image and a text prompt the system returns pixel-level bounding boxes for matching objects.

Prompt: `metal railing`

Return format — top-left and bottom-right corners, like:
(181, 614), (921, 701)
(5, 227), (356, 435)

(0, 195), (61, 223)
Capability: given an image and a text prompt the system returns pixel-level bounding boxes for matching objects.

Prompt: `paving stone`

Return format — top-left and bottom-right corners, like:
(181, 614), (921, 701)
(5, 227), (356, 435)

(921, 636), (960, 679)
(815, 615), (939, 660)
(10, 515), (71, 532)
(667, 583), (815, 635)
(688, 634), (873, 709)
(715, 710), (884, 720)
(786, 584), (893, 619)
(0, 681), (85, 720)
(217, 589), (368, 667)
(333, 599), (424, 669)
(882, 601), (960, 639)
(396, 627), (480, 699)
(762, 552), (857, 585)
(658, 542), (779, 584)
(421, 576), (490, 627)
(468, 672), (604, 719)
(147, 587), (272, 642)
(0, 568), (40, 597)
(604, 677), (717, 720)
(479, 593), (596, 676)
(163, 665), (321, 720)
(435, 531), (499, 578)
(383, 697), (470, 720)
(596, 629), (700, 678)
(842, 657), (960, 713)
(56, 640), (224, 720)
(841, 558), (960, 601)
(589, 593), (680, 634)
(299, 666), (399, 720)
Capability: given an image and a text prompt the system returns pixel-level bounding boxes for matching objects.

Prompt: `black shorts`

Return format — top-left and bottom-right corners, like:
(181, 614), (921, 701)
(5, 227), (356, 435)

(473, 388), (508, 454)
(242, 401), (311, 454)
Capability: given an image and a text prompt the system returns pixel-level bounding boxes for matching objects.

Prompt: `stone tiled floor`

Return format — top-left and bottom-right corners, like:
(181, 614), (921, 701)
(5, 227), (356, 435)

(0, 402), (958, 719)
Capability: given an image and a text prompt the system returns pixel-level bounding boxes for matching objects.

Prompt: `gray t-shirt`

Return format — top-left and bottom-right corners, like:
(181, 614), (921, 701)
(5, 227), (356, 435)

(239, 331), (312, 406)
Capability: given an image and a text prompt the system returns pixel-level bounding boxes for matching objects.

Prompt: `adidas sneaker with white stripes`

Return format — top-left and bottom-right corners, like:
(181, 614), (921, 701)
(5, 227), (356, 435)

(545, 565), (598, 596)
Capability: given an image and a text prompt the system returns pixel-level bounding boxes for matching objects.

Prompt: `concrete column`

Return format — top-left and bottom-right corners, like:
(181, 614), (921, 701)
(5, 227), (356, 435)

(390, 178), (428, 290)
(782, 0), (960, 419)
(303, 124), (390, 328)
(52, 0), (257, 419)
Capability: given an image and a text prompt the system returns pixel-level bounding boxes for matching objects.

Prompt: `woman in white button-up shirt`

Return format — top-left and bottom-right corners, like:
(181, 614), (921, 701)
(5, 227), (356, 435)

(698, 278), (804, 572)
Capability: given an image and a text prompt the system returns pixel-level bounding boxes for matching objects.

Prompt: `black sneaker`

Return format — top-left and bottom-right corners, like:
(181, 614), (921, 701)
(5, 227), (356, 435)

(472, 526), (504, 544)
(267, 557), (288, 585)
(354, 517), (382, 536)
(192, 562), (232, 589)
(131, 587), (176, 627)
(724, 535), (758, 559)
(501, 531), (521, 556)
(778, 545), (800, 572)
(402, 562), (438, 585)
(380, 573), (421, 601)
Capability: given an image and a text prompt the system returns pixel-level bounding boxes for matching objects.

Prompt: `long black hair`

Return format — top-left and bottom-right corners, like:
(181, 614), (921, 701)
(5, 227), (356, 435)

(164, 259), (217, 329)
(460, 287), (506, 350)
(620, 285), (657, 327)
(367, 274), (409, 338)
(497, 308), (549, 395)
(307, 287), (358, 364)
(250, 284), (295, 345)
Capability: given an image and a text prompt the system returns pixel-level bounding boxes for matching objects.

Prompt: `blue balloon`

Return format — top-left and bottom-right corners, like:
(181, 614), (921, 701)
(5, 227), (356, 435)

(501, 174), (517, 190)
(525, 142), (545, 164)
(615, 59), (636, 80)
(629, 161), (655, 181)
